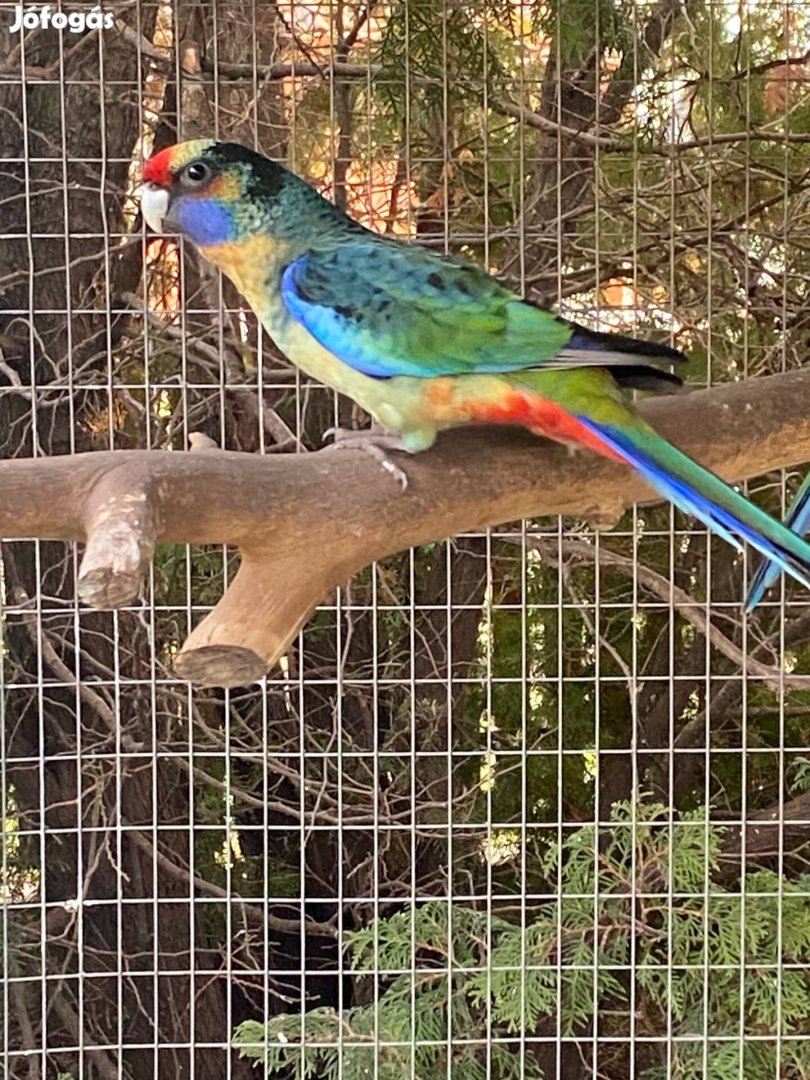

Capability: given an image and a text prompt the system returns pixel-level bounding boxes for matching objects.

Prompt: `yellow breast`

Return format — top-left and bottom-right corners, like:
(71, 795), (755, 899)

(199, 234), (290, 303)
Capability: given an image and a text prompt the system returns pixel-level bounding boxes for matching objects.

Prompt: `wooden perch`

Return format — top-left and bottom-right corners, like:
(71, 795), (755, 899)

(2, 370), (810, 688)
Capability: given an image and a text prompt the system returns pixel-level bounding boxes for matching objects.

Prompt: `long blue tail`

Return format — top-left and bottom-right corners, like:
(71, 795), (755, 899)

(575, 417), (810, 598)
(744, 472), (810, 612)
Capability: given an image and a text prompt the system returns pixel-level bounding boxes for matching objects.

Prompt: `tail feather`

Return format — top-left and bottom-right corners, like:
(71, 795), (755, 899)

(744, 472), (810, 612)
(565, 321), (688, 365)
(610, 365), (684, 395)
(562, 323), (687, 396)
(575, 417), (810, 596)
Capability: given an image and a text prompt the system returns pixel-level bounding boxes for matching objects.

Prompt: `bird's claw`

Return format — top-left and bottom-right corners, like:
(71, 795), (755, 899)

(322, 427), (410, 491)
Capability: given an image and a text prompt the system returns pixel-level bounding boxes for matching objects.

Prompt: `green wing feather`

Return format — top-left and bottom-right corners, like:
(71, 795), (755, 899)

(280, 238), (606, 378)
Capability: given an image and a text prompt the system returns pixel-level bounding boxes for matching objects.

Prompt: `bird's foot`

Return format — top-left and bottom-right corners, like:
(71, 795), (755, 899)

(322, 427), (410, 491)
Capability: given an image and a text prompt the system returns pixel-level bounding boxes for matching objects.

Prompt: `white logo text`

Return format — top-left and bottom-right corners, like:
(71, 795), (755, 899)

(9, 5), (114, 33)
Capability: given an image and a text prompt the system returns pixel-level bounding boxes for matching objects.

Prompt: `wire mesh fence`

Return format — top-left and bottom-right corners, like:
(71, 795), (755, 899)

(2, 1), (810, 1077)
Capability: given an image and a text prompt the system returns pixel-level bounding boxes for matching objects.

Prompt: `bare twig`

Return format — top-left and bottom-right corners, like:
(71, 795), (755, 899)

(127, 830), (338, 938)
(527, 536), (805, 692)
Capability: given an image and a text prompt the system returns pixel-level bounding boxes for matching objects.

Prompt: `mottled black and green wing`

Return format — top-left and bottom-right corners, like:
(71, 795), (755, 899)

(279, 238), (642, 378)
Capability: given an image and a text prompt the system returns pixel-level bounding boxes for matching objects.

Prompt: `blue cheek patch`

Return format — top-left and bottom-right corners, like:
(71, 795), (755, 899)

(173, 198), (236, 246)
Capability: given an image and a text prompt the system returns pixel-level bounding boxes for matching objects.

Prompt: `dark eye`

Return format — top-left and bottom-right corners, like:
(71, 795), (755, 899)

(184, 161), (209, 184)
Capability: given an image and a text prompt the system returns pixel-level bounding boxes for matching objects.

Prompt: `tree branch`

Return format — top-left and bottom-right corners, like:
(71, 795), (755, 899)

(719, 790), (810, 863)
(492, 95), (810, 152)
(2, 370), (810, 687)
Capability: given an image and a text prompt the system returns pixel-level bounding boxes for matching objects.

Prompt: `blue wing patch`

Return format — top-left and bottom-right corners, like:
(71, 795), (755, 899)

(281, 256), (400, 377)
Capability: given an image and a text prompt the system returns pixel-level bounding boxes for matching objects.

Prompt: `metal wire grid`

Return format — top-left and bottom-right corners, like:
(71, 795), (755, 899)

(1, 1), (810, 1078)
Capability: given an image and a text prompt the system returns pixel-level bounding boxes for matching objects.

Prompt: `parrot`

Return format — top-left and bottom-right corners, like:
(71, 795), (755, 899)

(140, 139), (810, 596)
(745, 471), (810, 611)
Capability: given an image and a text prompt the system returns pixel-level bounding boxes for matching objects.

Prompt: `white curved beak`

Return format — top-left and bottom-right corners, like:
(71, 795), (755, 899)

(141, 182), (170, 234)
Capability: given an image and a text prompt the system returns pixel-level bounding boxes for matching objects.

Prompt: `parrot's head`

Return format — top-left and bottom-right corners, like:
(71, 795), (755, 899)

(141, 139), (291, 248)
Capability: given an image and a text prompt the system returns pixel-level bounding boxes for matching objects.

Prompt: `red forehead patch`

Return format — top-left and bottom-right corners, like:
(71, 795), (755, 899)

(143, 146), (175, 187)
